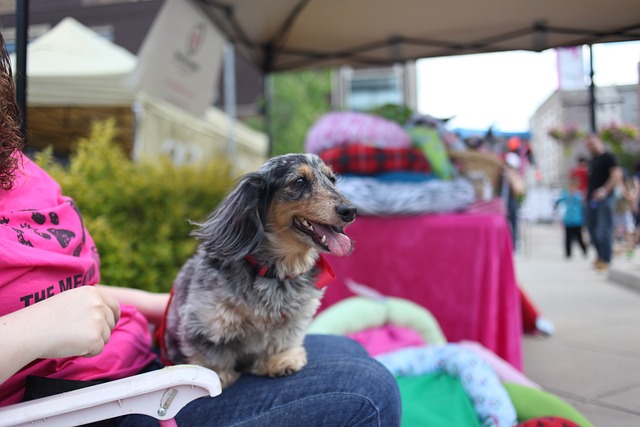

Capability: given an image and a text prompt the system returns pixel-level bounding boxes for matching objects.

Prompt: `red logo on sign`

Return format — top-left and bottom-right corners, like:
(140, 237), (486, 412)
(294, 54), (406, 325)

(185, 22), (206, 56)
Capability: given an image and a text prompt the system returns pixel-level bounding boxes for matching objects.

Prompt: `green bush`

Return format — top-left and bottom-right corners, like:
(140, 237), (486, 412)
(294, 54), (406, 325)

(34, 119), (235, 293)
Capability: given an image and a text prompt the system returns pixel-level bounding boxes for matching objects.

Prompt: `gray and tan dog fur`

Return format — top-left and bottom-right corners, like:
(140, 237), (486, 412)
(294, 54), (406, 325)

(162, 153), (357, 389)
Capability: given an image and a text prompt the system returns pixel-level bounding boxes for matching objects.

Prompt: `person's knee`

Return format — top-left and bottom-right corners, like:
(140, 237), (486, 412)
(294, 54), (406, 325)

(305, 339), (402, 426)
(307, 361), (401, 427)
(335, 356), (402, 426)
(317, 388), (401, 427)
(224, 390), (400, 427)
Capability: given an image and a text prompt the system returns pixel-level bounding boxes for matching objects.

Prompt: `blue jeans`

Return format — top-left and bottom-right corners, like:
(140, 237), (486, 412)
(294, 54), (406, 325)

(585, 194), (616, 263)
(118, 335), (401, 426)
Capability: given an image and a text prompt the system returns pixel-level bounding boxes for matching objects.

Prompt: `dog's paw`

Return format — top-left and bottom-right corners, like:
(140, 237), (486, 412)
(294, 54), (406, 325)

(217, 369), (241, 389)
(261, 346), (307, 377)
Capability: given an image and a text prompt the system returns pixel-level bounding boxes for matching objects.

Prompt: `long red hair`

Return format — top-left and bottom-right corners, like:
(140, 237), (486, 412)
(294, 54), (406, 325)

(0, 32), (24, 191)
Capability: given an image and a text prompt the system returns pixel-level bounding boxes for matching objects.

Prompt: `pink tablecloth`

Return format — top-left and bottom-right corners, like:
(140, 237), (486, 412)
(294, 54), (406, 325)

(321, 212), (523, 369)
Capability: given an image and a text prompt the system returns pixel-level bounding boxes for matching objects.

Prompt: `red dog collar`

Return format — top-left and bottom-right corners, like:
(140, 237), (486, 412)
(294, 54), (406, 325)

(312, 255), (336, 289)
(245, 254), (335, 289)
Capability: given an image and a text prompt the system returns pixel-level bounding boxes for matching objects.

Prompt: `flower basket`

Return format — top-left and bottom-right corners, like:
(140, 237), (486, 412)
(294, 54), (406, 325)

(548, 126), (584, 157)
(600, 124), (638, 149)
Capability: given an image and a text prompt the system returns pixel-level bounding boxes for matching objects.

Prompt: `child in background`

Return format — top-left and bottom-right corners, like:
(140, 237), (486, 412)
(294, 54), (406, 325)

(554, 177), (588, 258)
(570, 157), (589, 195)
(613, 172), (639, 258)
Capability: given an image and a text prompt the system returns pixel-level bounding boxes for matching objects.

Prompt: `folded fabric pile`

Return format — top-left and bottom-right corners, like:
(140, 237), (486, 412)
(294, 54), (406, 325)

(304, 111), (476, 216)
(336, 176), (475, 216)
(304, 111), (412, 154)
(310, 296), (595, 427)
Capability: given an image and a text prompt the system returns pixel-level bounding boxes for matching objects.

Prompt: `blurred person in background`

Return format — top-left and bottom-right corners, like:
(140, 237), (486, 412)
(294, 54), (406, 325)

(584, 133), (622, 272)
(570, 157), (589, 195)
(612, 171), (639, 259)
(554, 177), (588, 259)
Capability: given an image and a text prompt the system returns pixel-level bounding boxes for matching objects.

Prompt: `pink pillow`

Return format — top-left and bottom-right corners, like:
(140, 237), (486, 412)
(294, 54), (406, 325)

(347, 325), (427, 356)
(304, 111), (411, 154)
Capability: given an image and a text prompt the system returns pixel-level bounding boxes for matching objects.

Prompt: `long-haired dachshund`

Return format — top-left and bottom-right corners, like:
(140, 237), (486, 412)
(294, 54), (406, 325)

(160, 153), (357, 388)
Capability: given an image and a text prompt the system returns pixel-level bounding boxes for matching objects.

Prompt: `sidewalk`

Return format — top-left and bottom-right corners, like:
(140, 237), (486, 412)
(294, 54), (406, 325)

(516, 221), (640, 426)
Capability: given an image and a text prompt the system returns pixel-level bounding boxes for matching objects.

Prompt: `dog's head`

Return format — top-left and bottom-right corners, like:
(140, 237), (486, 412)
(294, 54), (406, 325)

(192, 153), (356, 276)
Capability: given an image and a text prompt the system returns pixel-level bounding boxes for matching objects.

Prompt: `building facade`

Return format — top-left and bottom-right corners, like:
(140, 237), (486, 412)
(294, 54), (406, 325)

(331, 63), (417, 112)
(529, 84), (639, 188)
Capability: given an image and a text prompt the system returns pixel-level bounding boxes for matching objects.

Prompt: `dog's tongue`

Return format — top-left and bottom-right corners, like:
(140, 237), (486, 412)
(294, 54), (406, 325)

(312, 223), (352, 257)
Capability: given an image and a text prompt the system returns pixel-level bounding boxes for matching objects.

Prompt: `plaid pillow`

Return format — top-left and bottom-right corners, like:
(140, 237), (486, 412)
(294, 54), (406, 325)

(320, 144), (432, 175)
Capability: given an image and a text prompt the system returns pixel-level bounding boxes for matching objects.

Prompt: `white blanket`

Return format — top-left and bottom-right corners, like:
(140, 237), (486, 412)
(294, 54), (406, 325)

(337, 176), (476, 216)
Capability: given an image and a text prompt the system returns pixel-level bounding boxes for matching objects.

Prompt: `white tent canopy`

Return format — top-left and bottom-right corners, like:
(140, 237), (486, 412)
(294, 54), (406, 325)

(198, 0), (640, 72)
(11, 17), (137, 106)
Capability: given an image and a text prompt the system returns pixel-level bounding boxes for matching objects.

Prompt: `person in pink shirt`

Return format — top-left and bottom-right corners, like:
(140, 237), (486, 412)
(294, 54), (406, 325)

(0, 149), (163, 405)
(0, 32), (400, 426)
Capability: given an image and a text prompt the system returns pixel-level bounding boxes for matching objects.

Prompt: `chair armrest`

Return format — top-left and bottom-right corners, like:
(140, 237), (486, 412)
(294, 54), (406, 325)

(0, 365), (221, 427)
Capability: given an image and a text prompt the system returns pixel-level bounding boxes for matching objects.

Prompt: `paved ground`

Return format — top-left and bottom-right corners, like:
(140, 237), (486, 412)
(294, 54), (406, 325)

(516, 221), (640, 426)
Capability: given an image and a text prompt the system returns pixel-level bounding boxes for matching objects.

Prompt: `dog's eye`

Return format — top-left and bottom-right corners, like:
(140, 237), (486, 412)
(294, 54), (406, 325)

(292, 177), (307, 188)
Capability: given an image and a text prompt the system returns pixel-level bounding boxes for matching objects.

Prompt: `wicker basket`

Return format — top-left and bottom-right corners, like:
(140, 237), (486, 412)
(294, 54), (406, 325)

(449, 150), (504, 197)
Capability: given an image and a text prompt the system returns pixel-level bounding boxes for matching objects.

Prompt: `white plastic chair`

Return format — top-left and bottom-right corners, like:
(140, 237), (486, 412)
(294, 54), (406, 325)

(0, 365), (221, 427)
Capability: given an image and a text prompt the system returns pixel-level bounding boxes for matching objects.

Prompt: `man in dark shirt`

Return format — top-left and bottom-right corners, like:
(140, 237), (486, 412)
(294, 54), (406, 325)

(584, 133), (622, 271)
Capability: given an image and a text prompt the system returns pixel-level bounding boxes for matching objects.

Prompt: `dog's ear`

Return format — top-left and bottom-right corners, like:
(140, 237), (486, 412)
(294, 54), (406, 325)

(191, 172), (270, 261)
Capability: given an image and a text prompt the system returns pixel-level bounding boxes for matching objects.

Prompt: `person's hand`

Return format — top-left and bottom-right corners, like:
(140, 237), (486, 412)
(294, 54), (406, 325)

(593, 187), (607, 201)
(0, 286), (121, 384)
(97, 285), (168, 327)
(31, 286), (121, 359)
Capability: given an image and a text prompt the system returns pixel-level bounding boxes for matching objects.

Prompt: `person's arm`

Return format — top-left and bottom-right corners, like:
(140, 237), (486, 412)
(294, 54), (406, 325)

(553, 192), (567, 209)
(97, 285), (169, 327)
(593, 166), (623, 201)
(0, 286), (120, 385)
(623, 179), (640, 214)
(632, 176), (640, 215)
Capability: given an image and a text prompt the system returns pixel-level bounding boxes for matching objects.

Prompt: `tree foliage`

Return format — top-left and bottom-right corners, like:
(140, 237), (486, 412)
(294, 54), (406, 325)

(35, 119), (235, 292)
(271, 69), (332, 155)
(246, 70), (333, 156)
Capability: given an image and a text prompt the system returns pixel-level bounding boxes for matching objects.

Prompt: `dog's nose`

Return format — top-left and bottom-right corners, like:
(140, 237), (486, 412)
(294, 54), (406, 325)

(336, 204), (357, 222)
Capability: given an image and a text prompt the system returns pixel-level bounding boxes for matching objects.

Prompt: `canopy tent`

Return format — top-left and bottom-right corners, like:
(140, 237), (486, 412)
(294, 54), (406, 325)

(10, 16), (137, 106)
(10, 17), (139, 155)
(194, 0), (640, 72)
(192, 0), (640, 153)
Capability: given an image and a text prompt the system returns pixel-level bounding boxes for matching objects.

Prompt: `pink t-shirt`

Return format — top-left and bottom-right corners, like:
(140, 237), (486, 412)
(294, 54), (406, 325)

(0, 154), (155, 406)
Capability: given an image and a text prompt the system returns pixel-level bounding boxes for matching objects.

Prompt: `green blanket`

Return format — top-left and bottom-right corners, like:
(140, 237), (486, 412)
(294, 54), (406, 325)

(397, 373), (482, 427)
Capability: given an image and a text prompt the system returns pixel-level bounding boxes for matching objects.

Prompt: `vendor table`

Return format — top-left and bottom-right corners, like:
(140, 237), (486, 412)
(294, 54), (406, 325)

(321, 211), (523, 369)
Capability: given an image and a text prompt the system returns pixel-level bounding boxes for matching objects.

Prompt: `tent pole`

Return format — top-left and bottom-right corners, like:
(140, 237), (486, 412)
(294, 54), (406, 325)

(15, 0), (29, 145)
(223, 41), (237, 171)
(263, 44), (275, 158)
(263, 73), (274, 158)
(589, 44), (596, 133)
